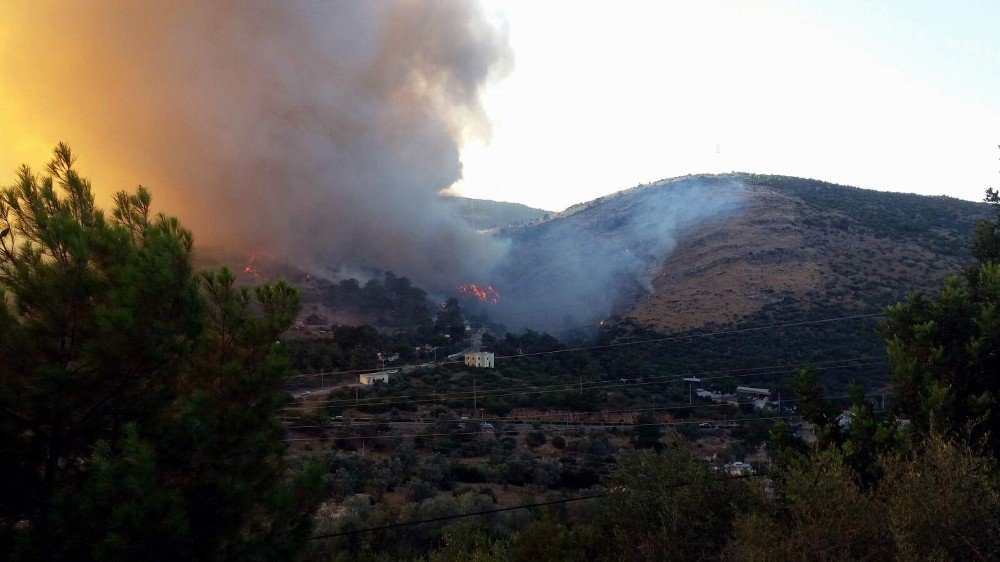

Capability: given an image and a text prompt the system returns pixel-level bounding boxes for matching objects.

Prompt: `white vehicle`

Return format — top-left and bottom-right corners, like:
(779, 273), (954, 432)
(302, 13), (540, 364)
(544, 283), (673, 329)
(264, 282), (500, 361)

(481, 422), (494, 430)
(387, 369), (399, 374)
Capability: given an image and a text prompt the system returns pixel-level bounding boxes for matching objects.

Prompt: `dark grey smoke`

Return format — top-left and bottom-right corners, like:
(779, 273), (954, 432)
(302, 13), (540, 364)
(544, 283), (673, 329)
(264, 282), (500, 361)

(8, 3), (751, 331)
(4, 1), (511, 288)
(487, 177), (748, 332)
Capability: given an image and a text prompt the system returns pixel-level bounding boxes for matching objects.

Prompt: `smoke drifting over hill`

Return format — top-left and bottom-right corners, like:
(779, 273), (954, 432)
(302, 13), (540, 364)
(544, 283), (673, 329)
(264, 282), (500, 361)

(1, 1), (511, 287)
(490, 178), (748, 332)
(3, 4), (752, 331)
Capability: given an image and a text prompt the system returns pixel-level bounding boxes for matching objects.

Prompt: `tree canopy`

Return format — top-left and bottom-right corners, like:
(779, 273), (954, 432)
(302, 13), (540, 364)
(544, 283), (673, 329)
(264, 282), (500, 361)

(0, 144), (320, 560)
(881, 187), (1000, 455)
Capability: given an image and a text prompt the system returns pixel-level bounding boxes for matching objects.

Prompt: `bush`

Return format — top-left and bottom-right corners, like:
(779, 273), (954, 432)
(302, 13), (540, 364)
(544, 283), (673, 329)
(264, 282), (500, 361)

(526, 431), (547, 448)
(450, 463), (487, 483)
(405, 479), (438, 503)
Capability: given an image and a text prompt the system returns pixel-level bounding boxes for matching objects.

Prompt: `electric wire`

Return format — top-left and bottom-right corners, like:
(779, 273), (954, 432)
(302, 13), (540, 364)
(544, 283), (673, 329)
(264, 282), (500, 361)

(289, 355), (878, 408)
(287, 311), (886, 381)
(281, 358), (883, 412)
(306, 472), (763, 540)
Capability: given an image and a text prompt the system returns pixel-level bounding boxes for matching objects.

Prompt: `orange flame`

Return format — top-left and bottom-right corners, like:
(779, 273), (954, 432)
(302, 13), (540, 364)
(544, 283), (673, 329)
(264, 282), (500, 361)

(242, 252), (266, 280)
(458, 283), (500, 304)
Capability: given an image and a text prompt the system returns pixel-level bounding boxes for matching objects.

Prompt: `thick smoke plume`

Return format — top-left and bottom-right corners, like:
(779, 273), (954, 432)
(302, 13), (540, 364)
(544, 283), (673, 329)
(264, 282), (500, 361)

(1, 1), (511, 288)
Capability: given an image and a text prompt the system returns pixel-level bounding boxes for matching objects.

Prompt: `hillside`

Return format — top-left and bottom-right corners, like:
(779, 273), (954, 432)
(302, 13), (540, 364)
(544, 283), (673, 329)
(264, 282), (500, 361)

(491, 176), (747, 331)
(625, 173), (988, 332)
(499, 173), (991, 387)
(440, 195), (550, 230)
(196, 174), (992, 388)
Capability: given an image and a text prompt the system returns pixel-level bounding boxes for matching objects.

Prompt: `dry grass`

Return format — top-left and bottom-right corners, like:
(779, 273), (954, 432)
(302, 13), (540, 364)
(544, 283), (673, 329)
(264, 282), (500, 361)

(627, 184), (966, 332)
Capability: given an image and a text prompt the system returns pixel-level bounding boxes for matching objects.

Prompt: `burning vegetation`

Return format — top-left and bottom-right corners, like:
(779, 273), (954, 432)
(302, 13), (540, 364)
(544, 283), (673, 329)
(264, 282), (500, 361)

(241, 251), (278, 281)
(243, 253), (263, 279)
(458, 283), (501, 304)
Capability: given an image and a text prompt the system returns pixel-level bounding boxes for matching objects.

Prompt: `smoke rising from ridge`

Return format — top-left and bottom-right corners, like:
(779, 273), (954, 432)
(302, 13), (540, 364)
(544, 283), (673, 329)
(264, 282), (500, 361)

(2, 4), (752, 332)
(0, 1), (511, 288)
(488, 177), (748, 332)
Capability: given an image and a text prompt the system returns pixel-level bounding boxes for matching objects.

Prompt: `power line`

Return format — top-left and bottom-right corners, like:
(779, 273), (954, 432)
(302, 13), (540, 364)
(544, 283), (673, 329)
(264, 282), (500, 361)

(306, 472), (762, 540)
(287, 311), (885, 381)
(309, 432), (625, 474)
(357, 432), (625, 471)
(280, 358), (883, 412)
(292, 357), (882, 411)
(284, 414), (800, 442)
(308, 494), (604, 540)
(499, 313), (885, 360)
(281, 390), (891, 435)
(292, 356), (878, 408)
(285, 355), (879, 410)
(282, 386), (890, 427)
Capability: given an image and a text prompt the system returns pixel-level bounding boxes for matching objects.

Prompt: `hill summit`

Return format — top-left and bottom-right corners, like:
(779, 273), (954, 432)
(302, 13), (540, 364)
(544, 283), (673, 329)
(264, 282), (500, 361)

(613, 173), (988, 332)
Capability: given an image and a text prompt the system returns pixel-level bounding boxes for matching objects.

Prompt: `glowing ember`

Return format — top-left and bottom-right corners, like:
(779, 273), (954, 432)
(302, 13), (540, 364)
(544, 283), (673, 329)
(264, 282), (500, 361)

(458, 283), (500, 304)
(243, 253), (264, 279)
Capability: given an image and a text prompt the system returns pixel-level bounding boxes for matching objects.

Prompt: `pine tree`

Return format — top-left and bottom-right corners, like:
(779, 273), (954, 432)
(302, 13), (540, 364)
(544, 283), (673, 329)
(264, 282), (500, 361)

(882, 188), (1000, 455)
(0, 144), (321, 560)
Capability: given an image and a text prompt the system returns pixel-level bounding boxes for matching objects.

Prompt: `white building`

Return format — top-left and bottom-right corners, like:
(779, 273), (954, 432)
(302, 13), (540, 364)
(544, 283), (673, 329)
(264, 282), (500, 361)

(464, 352), (495, 369)
(359, 372), (390, 385)
(735, 386), (771, 399)
(724, 461), (755, 476)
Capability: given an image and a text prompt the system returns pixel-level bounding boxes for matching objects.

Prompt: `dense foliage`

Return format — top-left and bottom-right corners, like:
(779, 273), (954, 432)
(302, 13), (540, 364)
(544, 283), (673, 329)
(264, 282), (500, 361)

(297, 186), (1000, 561)
(3, 148), (998, 560)
(323, 271), (433, 328)
(881, 187), (1000, 455)
(0, 146), (321, 560)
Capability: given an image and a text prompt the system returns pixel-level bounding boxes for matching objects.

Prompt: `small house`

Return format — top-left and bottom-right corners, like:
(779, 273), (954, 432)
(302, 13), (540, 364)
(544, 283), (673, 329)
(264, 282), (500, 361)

(464, 352), (495, 369)
(359, 372), (390, 385)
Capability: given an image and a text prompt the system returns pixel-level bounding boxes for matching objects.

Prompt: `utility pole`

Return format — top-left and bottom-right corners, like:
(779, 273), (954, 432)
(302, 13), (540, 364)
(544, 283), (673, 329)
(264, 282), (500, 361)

(473, 377), (477, 414)
(355, 385), (359, 407)
(689, 382), (693, 405)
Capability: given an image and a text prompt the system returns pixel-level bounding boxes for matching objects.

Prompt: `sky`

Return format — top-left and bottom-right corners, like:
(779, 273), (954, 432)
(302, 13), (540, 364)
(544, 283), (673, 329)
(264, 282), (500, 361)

(453, 0), (1000, 211)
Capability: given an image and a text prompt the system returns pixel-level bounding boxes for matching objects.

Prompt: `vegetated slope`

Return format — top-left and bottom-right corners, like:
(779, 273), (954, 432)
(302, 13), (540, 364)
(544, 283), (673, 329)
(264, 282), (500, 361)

(491, 176), (748, 332)
(600, 173), (991, 388)
(194, 248), (433, 330)
(440, 195), (550, 230)
(627, 173), (988, 332)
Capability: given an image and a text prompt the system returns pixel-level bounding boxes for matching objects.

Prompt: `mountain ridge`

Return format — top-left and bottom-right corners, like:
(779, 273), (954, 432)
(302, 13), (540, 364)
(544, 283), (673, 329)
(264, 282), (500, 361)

(440, 195), (550, 230)
(623, 173), (988, 332)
